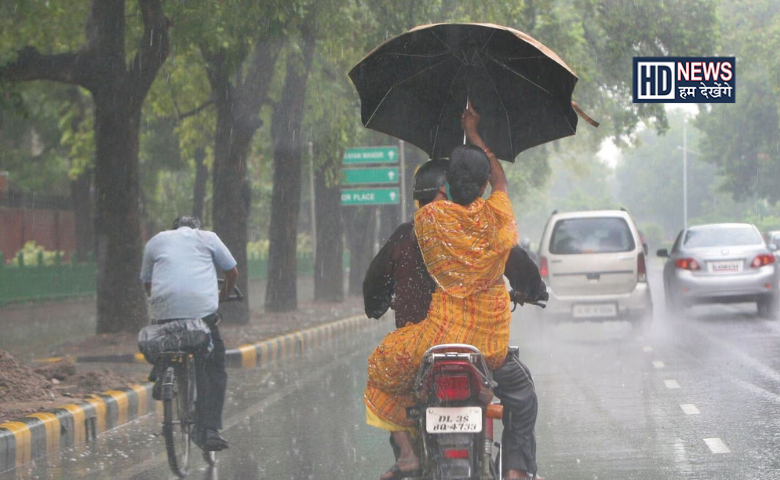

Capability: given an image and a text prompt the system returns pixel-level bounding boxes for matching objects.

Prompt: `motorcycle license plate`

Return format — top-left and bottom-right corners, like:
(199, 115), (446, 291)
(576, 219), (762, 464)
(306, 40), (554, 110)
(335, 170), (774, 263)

(426, 407), (482, 433)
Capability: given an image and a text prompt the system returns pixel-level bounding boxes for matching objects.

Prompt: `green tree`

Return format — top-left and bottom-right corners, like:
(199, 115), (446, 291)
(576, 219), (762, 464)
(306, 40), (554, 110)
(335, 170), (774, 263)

(695, 0), (780, 205)
(0, 0), (171, 333)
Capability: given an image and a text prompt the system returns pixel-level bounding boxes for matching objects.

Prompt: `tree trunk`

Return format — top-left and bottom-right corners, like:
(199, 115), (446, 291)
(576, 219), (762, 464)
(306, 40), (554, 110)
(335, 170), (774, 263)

(70, 170), (94, 262)
(211, 97), (252, 324)
(344, 206), (377, 296)
(265, 30), (316, 312)
(314, 154), (344, 302)
(203, 37), (280, 323)
(93, 92), (148, 333)
(192, 147), (208, 220)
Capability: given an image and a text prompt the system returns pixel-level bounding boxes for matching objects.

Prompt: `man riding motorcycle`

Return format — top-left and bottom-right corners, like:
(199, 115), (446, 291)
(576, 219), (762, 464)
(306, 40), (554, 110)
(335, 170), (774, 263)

(364, 155), (547, 479)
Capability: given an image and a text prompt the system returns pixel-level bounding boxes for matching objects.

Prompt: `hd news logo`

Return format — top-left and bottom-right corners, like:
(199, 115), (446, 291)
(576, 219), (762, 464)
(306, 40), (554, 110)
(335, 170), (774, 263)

(633, 57), (736, 103)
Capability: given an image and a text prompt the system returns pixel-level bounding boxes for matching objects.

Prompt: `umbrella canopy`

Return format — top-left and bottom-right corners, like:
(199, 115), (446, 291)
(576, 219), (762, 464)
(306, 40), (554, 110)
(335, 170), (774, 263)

(349, 23), (580, 162)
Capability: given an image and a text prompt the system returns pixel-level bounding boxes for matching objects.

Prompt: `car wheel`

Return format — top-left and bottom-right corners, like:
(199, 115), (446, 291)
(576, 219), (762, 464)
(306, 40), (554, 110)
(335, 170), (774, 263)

(631, 314), (651, 333)
(664, 287), (683, 316)
(757, 295), (778, 319)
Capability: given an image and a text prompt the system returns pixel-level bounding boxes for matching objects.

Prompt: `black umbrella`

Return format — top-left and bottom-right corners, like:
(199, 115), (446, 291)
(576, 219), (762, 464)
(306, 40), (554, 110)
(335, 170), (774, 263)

(349, 23), (589, 162)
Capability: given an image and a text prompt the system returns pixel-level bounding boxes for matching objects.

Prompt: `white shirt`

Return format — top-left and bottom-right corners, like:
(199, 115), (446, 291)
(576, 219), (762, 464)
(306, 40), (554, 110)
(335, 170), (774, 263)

(140, 227), (237, 320)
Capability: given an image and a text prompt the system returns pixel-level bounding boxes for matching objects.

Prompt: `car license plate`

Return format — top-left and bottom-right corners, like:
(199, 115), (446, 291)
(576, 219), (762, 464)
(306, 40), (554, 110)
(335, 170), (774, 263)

(572, 303), (617, 318)
(426, 407), (482, 434)
(709, 261), (742, 273)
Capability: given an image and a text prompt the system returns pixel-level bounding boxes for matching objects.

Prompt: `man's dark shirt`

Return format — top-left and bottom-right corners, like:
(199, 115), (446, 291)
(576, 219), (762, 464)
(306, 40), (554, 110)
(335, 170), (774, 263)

(363, 221), (546, 327)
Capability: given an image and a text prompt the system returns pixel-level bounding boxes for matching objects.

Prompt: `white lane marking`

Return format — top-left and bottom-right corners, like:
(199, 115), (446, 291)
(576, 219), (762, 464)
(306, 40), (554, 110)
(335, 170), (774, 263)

(664, 379), (681, 389)
(643, 346), (654, 353)
(653, 361), (666, 369)
(680, 404), (700, 414)
(704, 437), (731, 454)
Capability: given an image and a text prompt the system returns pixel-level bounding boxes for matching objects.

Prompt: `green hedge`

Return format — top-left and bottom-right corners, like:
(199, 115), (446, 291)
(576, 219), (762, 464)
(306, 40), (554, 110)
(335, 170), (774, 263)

(0, 262), (97, 306)
(0, 252), (322, 307)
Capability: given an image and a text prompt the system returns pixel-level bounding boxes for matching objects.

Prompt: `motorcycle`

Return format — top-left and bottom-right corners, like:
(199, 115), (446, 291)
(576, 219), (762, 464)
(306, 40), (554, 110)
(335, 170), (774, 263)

(393, 290), (545, 480)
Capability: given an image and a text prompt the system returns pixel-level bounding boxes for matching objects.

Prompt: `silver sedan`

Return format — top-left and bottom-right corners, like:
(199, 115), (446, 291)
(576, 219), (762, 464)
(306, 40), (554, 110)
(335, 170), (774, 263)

(657, 223), (779, 318)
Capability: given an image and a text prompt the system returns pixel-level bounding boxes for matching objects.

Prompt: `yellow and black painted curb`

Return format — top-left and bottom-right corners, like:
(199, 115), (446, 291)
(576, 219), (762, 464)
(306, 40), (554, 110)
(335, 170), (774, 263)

(224, 314), (374, 369)
(0, 383), (154, 474)
(35, 315), (376, 367)
(5, 314), (380, 473)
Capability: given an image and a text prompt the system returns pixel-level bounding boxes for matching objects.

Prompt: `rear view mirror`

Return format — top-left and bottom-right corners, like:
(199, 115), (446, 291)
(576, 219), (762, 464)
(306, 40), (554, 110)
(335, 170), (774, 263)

(769, 243), (778, 252)
(656, 248), (669, 258)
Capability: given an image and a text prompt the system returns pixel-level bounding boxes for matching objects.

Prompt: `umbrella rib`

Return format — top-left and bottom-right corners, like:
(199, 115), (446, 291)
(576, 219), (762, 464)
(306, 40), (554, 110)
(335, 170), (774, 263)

(479, 30), (497, 55)
(488, 54), (577, 135)
(484, 53), (555, 96)
(429, 30), (453, 51)
(477, 59), (514, 159)
(364, 55), (457, 128)
(430, 62), (466, 158)
(381, 51), (451, 59)
(485, 53), (577, 134)
(500, 55), (555, 60)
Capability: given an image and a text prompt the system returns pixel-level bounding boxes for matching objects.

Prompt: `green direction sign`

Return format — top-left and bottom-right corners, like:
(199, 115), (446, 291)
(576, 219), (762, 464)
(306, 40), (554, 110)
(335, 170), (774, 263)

(342, 167), (399, 185)
(343, 146), (398, 164)
(341, 187), (400, 206)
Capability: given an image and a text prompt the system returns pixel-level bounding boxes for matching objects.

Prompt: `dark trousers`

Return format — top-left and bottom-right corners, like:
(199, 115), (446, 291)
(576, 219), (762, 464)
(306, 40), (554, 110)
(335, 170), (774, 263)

(491, 348), (538, 476)
(195, 314), (227, 431)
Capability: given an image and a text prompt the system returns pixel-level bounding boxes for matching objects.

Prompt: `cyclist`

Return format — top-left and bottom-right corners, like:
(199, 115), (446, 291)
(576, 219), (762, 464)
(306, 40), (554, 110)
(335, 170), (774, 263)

(140, 215), (238, 452)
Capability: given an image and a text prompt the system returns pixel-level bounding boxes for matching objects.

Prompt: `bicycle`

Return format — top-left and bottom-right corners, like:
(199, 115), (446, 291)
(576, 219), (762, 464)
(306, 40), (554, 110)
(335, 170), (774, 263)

(150, 282), (243, 478)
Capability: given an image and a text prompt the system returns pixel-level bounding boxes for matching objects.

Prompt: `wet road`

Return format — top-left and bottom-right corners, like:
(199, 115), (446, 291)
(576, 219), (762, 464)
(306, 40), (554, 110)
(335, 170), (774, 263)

(4, 265), (780, 479)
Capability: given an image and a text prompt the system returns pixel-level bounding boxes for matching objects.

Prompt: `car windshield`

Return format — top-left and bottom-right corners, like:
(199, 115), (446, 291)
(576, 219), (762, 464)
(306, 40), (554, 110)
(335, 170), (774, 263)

(683, 227), (763, 248)
(550, 217), (635, 254)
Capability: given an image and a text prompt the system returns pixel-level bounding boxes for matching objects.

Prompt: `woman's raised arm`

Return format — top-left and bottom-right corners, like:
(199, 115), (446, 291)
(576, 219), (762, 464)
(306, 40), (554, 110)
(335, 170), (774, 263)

(461, 103), (508, 194)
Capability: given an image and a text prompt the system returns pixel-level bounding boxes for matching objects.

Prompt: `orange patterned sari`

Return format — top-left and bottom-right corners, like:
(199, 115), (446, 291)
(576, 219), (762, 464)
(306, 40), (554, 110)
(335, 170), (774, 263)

(364, 190), (518, 430)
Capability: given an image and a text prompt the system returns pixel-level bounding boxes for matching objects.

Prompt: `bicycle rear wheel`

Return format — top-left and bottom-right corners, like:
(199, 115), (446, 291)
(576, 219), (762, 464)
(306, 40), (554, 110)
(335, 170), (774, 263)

(163, 363), (193, 477)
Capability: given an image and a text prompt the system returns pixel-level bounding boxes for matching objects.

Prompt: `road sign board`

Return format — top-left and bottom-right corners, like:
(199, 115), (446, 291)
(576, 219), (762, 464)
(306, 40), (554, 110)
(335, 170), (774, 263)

(343, 146), (398, 164)
(342, 167), (399, 185)
(341, 187), (400, 206)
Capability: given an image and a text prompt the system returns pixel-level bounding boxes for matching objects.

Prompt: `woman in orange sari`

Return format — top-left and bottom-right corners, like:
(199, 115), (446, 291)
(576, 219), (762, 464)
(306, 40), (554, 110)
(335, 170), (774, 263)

(366, 104), (518, 480)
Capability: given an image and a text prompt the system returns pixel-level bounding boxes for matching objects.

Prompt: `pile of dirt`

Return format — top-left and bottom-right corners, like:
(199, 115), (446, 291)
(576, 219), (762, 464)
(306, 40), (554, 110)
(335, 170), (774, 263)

(34, 358), (77, 381)
(0, 350), (53, 403)
(68, 369), (129, 393)
(0, 352), (135, 423)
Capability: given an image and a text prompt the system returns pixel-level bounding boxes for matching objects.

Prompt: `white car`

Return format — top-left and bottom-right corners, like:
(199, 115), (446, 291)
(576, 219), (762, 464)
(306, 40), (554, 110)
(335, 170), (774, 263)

(537, 210), (653, 330)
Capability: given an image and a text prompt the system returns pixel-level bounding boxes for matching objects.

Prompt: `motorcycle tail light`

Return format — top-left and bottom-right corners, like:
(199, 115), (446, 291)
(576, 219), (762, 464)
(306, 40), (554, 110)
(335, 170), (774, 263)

(435, 375), (471, 401)
(444, 449), (470, 459)
(486, 404), (503, 419)
(751, 254), (775, 268)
